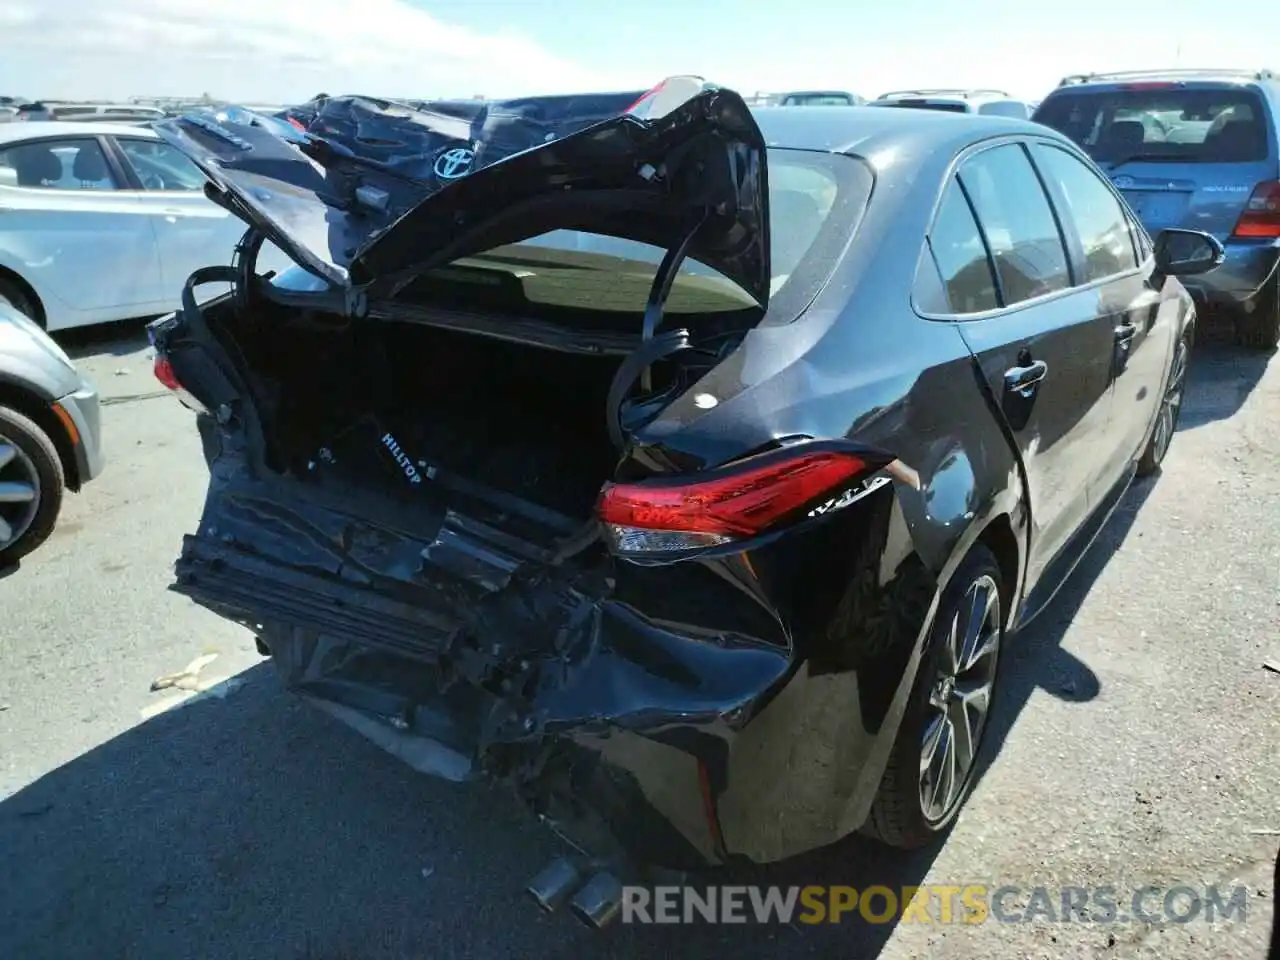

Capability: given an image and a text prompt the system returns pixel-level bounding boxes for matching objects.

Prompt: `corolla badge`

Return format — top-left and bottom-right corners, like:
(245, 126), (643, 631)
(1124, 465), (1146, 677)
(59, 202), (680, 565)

(1112, 175), (1136, 189)
(434, 146), (475, 180)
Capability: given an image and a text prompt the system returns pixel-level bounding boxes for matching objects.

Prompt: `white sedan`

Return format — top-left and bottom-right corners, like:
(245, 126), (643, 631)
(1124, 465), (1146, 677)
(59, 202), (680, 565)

(0, 121), (282, 332)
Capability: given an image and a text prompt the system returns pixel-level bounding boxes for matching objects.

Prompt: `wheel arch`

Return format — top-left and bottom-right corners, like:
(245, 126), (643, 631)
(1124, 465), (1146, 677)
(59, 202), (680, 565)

(0, 378), (80, 491)
(0, 265), (46, 328)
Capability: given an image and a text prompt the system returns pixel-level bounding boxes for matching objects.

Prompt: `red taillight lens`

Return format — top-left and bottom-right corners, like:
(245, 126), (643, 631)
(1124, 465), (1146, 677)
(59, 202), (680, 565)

(1119, 82), (1178, 91)
(153, 355), (181, 391)
(596, 450), (872, 555)
(286, 116), (307, 132)
(153, 354), (207, 413)
(1231, 181), (1280, 238)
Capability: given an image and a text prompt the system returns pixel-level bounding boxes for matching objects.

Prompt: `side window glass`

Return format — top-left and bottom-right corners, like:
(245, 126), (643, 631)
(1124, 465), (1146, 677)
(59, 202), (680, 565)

(959, 143), (1071, 305)
(1128, 209), (1151, 261)
(926, 178), (999, 313)
(117, 140), (209, 192)
(0, 139), (117, 190)
(1030, 143), (1139, 282)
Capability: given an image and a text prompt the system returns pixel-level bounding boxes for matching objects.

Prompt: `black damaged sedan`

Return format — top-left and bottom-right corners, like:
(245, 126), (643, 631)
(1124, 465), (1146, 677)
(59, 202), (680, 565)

(147, 80), (1221, 924)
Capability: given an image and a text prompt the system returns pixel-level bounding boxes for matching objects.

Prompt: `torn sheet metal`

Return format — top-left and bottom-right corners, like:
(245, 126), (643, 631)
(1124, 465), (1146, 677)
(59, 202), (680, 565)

(151, 78), (772, 305)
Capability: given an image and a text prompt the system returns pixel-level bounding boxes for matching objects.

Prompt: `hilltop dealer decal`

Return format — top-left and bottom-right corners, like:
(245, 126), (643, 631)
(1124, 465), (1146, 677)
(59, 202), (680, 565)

(619, 884), (1252, 926)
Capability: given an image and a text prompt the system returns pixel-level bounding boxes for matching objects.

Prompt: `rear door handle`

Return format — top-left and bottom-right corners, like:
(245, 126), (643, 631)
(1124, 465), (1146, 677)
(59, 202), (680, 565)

(1115, 321), (1138, 345)
(1005, 360), (1048, 397)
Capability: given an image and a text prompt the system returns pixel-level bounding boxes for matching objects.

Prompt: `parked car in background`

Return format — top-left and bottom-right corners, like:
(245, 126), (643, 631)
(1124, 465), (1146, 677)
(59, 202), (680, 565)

(0, 122), (284, 332)
(148, 79), (1220, 921)
(47, 104), (168, 124)
(1033, 68), (1280, 347)
(0, 303), (104, 567)
(777, 90), (865, 106)
(871, 89), (1033, 119)
(14, 103), (57, 123)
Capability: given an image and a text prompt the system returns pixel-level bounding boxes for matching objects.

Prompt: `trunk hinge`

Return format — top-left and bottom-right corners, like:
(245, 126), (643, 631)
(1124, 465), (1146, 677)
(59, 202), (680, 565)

(605, 211), (709, 449)
(639, 209), (709, 392)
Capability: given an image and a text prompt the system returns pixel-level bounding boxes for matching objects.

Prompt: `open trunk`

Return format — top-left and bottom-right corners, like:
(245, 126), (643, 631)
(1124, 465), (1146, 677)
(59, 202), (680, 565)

(209, 296), (639, 535)
(145, 80), (837, 877)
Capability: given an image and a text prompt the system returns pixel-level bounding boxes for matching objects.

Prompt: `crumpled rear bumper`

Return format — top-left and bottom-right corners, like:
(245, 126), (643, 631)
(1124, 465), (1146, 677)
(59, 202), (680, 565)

(171, 482), (792, 870)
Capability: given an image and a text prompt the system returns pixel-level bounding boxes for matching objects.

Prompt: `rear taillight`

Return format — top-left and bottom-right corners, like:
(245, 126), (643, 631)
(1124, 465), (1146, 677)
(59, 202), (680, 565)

(153, 354), (207, 413)
(596, 449), (881, 556)
(1231, 181), (1280, 238)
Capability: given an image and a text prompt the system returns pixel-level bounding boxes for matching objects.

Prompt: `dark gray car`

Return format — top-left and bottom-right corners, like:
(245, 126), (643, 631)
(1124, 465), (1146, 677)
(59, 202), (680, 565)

(149, 88), (1221, 925)
(0, 306), (104, 566)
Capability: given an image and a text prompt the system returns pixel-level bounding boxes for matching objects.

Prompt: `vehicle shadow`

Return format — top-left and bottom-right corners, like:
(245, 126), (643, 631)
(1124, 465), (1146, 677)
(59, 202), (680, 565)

(1177, 322), (1274, 431)
(53, 317), (153, 360)
(0, 481), (1154, 960)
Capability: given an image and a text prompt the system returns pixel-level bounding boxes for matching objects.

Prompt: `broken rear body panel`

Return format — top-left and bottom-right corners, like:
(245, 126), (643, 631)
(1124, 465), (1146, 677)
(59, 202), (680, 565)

(162, 329), (929, 869)
(150, 88), (1035, 871)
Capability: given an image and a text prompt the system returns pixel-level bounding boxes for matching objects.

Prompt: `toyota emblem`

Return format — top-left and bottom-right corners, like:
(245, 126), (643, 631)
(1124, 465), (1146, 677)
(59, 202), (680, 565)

(434, 147), (475, 180)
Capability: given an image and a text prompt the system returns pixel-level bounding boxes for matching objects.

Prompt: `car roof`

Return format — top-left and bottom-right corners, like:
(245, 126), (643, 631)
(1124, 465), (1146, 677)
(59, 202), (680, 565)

(752, 104), (1055, 159)
(875, 88), (1017, 104)
(1051, 68), (1278, 91)
(0, 121), (160, 145)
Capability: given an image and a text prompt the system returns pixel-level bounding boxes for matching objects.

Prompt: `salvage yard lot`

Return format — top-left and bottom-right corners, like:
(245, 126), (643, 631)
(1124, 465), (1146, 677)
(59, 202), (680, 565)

(1, 321), (1277, 960)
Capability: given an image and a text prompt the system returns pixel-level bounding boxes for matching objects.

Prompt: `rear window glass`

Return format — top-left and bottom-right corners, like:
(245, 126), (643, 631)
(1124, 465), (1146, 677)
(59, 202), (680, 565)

(403, 148), (873, 328)
(782, 94), (856, 106)
(877, 100), (970, 114)
(1034, 88), (1270, 163)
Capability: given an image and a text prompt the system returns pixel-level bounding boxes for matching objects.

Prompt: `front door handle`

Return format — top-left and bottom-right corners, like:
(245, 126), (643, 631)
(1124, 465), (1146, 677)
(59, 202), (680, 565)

(1115, 321), (1138, 346)
(1005, 360), (1048, 398)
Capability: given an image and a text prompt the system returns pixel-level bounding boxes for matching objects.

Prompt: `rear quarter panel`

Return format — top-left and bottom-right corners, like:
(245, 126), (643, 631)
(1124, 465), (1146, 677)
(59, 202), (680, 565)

(632, 137), (1029, 859)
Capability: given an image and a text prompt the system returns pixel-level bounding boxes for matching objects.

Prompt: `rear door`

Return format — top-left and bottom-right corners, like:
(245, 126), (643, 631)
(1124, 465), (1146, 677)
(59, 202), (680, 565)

(923, 141), (1116, 587)
(0, 134), (165, 323)
(1034, 83), (1278, 241)
(1027, 141), (1173, 484)
(109, 136), (249, 299)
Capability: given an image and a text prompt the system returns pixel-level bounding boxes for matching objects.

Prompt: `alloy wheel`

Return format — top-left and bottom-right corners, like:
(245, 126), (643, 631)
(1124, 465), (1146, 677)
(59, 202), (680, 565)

(1150, 339), (1189, 467)
(919, 573), (1001, 825)
(0, 433), (41, 548)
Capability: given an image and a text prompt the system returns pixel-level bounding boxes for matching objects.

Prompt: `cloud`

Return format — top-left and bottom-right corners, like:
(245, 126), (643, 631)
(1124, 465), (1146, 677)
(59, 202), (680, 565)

(0, 0), (609, 104)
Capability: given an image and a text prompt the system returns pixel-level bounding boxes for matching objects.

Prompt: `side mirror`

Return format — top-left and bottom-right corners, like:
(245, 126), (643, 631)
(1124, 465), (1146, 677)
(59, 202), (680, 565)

(1153, 228), (1225, 277)
(0, 166), (17, 188)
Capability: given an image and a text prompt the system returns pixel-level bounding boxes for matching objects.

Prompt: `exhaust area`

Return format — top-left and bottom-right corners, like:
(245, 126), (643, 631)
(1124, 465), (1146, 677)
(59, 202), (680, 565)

(525, 858), (583, 914)
(569, 871), (625, 930)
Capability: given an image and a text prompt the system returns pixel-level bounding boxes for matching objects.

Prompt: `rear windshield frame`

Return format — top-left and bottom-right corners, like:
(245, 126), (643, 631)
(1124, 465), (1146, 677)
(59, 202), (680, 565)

(1033, 85), (1274, 164)
(402, 148), (875, 331)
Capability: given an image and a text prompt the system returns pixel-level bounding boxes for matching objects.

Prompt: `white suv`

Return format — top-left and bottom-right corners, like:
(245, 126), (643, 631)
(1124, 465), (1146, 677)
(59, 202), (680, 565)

(869, 88), (1033, 119)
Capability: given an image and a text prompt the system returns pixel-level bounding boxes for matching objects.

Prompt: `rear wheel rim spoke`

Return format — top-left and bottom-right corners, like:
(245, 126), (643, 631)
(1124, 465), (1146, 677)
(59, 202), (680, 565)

(0, 432), (41, 547)
(920, 573), (1001, 825)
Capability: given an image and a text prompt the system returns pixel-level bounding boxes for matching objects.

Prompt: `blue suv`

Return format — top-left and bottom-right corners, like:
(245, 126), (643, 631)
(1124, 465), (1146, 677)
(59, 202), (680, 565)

(1034, 69), (1280, 348)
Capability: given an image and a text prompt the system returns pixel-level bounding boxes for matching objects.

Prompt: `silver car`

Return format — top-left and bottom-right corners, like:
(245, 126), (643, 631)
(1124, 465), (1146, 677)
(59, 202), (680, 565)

(0, 305), (104, 567)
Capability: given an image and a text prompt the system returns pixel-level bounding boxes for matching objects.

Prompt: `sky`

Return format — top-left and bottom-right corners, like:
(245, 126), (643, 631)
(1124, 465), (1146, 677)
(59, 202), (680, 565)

(1, 0), (1278, 106)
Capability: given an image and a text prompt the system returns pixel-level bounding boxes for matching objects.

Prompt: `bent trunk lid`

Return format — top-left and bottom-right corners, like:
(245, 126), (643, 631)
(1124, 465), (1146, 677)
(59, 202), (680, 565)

(152, 79), (772, 307)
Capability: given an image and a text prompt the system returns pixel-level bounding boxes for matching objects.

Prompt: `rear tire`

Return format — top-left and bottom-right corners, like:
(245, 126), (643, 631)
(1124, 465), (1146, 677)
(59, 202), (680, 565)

(1136, 330), (1191, 477)
(0, 277), (39, 325)
(0, 405), (65, 566)
(1233, 277), (1280, 350)
(863, 544), (1005, 849)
